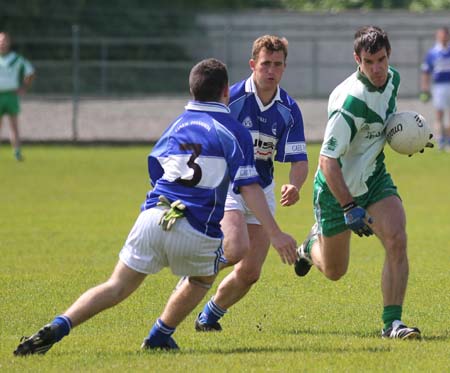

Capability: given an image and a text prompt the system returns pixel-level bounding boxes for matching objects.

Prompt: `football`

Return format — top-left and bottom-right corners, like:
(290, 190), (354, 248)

(385, 111), (432, 155)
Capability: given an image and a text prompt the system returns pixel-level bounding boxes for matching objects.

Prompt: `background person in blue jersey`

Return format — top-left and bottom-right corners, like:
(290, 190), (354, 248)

(420, 26), (450, 151)
(294, 26), (423, 340)
(195, 35), (308, 332)
(13, 58), (297, 356)
(0, 32), (35, 161)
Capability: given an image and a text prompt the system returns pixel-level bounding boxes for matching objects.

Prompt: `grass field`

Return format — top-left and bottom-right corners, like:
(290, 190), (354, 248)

(1, 144), (449, 372)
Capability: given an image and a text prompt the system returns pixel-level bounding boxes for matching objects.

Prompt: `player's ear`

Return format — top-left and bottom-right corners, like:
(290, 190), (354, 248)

(249, 58), (256, 71)
(353, 52), (361, 65)
(222, 84), (230, 105)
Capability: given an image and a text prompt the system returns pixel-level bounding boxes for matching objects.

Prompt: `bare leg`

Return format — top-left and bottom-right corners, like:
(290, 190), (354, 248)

(8, 115), (21, 151)
(219, 210), (250, 267)
(310, 230), (351, 281)
(368, 196), (408, 306)
(213, 224), (270, 310)
(64, 260), (146, 327)
(436, 109), (446, 148)
(160, 275), (216, 327)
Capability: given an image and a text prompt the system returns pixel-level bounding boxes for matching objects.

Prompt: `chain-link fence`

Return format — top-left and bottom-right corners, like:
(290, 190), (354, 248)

(2, 10), (447, 143)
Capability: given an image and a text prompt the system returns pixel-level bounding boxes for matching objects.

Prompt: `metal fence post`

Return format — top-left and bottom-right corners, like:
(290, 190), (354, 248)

(72, 24), (80, 142)
(101, 39), (108, 95)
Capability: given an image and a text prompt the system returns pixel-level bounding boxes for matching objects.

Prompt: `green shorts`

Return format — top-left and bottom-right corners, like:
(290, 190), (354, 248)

(0, 91), (20, 116)
(313, 164), (400, 237)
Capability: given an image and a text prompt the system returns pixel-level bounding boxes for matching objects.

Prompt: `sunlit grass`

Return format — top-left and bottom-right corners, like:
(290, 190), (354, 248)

(0, 144), (448, 372)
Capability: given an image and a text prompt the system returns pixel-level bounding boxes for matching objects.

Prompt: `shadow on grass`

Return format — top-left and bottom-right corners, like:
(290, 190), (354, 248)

(185, 344), (393, 355)
(286, 326), (450, 342)
(286, 327), (380, 339)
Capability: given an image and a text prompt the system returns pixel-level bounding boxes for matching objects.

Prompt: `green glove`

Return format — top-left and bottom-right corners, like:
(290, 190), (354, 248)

(419, 91), (431, 103)
(157, 195), (186, 231)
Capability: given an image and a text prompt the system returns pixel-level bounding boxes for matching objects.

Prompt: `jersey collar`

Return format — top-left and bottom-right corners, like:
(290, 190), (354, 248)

(185, 100), (230, 113)
(435, 42), (450, 52)
(356, 67), (392, 93)
(245, 74), (281, 112)
(0, 51), (16, 64)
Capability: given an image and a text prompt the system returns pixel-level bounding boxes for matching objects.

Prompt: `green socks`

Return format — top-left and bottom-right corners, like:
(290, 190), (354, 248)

(382, 305), (402, 330)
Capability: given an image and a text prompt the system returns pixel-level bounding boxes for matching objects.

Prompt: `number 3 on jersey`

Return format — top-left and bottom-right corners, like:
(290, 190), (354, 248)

(176, 143), (202, 187)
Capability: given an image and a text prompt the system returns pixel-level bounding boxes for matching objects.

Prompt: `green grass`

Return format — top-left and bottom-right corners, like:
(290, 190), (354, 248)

(0, 144), (449, 372)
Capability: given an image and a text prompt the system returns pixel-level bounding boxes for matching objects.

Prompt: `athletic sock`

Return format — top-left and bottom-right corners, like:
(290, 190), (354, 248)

(14, 148), (23, 161)
(51, 315), (72, 341)
(382, 305), (402, 330)
(303, 235), (317, 260)
(147, 318), (175, 347)
(198, 298), (227, 325)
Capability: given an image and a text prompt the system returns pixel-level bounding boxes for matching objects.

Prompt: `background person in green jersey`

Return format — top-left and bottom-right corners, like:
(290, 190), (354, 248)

(0, 31), (35, 161)
(294, 26), (429, 339)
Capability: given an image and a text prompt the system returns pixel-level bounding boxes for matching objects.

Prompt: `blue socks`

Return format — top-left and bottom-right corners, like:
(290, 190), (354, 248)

(147, 319), (175, 347)
(51, 315), (72, 341)
(198, 298), (227, 325)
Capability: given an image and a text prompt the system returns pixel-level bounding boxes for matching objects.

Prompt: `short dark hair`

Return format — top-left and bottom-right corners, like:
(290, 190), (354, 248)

(189, 58), (228, 102)
(354, 26), (391, 58)
(252, 35), (288, 61)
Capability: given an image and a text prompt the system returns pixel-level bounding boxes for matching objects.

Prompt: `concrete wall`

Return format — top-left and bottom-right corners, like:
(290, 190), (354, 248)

(194, 10), (450, 98)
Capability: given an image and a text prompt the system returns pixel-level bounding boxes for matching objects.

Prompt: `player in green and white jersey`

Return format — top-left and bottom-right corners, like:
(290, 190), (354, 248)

(0, 32), (35, 161)
(294, 26), (422, 339)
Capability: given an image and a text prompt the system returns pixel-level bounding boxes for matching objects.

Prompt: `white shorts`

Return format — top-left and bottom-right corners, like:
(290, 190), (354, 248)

(224, 182), (275, 224)
(119, 207), (223, 276)
(432, 84), (450, 112)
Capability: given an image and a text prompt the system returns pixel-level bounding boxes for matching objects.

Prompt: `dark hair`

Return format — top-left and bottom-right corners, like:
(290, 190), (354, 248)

(354, 26), (391, 58)
(252, 35), (288, 61)
(189, 58), (228, 102)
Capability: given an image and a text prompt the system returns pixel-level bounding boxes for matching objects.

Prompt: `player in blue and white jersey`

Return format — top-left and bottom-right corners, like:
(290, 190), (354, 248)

(13, 58), (297, 356)
(196, 35), (308, 332)
(294, 26), (422, 340)
(0, 32), (35, 161)
(421, 26), (450, 150)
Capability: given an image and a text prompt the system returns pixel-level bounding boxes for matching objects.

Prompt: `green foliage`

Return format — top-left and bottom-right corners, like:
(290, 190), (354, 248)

(281, 0), (449, 9)
(0, 144), (449, 371)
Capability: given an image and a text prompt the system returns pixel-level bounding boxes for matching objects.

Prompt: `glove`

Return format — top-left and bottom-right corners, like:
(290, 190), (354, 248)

(343, 202), (373, 237)
(409, 133), (434, 157)
(419, 91), (431, 103)
(157, 195), (186, 231)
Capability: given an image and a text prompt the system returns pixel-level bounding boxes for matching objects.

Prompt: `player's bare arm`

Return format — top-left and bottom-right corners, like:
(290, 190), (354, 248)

(18, 73), (36, 95)
(280, 160), (308, 206)
(240, 183), (297, 264)
(318, 155), (353, 207)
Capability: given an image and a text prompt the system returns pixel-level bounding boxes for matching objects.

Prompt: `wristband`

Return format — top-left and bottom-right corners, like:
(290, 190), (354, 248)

(342, 201), (357, 212)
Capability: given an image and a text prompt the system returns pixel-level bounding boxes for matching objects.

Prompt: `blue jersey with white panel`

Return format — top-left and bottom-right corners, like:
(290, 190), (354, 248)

(229, 76), (308, 188)
(421, 43), (450, 84)
(142, 101), (260, 238)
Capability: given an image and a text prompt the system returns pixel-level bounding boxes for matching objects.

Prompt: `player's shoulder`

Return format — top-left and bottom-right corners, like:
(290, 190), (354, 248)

(229, 79), (247, 101)
(329, 72), (359, 101)
(213, 110), (247, 135)
(278, 87), (300, 110)
(389, 65), (400, 79)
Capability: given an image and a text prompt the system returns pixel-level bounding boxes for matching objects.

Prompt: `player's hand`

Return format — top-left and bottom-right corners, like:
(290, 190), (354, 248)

(343, 202), (373, 237)
(280, 184), (299, 206)
(419, 91), (431, 103)
(270, 231), (297, 265)
(408, 133), (434, 157)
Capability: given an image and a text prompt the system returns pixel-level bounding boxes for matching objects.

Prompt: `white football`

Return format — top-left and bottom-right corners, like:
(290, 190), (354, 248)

(385, 111), (432, 155)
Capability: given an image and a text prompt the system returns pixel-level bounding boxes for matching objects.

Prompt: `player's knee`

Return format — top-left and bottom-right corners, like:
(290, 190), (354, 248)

(384, 230), (407, 258)
(103, 279), (131, 302)
(223, 243), (250, 265)
(322, 264), (347, 281)
(235, 265), (261, 285)
(188, 276), (215, 290)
